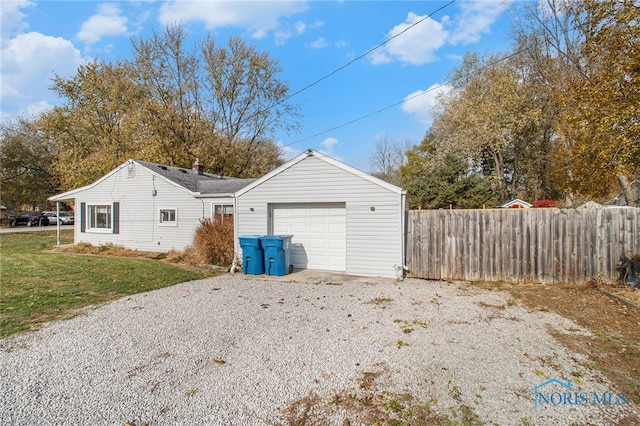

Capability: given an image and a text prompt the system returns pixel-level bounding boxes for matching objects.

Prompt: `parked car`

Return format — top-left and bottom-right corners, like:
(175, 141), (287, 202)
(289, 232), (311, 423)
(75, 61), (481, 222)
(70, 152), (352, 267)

(11, 212), (50, 227)
(44, 212), (74, 225)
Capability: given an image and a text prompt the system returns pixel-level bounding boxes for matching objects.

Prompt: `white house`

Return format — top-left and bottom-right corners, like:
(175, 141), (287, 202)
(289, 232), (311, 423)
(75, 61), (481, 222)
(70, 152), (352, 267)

(50, 151), (407, 278)
(496, 198), (533, 209)
(235, 149), (407, 278)
(49, 159), (255, 252)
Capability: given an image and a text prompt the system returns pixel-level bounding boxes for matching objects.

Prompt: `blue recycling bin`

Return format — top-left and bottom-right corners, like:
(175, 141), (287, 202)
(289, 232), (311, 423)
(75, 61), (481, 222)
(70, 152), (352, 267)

(261, 235), (293, 276)
(239, 235), (264, 275)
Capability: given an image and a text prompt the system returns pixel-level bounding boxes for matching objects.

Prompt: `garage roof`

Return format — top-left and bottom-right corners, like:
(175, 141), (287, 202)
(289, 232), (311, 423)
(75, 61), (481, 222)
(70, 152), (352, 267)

(235, 149), (405, 197)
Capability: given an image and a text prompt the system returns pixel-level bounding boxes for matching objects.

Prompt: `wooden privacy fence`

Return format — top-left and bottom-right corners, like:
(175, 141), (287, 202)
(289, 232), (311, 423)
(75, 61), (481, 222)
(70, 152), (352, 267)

(406, 207), (640, 284)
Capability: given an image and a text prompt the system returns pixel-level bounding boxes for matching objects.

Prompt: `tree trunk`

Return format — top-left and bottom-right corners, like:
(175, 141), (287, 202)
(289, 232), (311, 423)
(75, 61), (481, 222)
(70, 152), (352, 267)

(492, 149), (509, 201)
(618, 174), (639, 207)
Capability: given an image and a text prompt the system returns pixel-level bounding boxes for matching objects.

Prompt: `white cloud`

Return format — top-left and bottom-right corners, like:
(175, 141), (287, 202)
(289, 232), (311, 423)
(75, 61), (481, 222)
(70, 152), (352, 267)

(158, 1), (308, 39)
(275, 29), (292, 46)
(319, 137), (338, 156)
(1, 31), (83, 118)
(370, 12), (449, 65)
(371, 2), (510, 66)
(448, 0), (512, 45)
(25, 100), (53, 117)
(295, 21), (307, 34)
(77, 3), (129, 45)
(309, 37), (329, 49)
(1, 0), (34, 41)
(401, 83), (452, 126)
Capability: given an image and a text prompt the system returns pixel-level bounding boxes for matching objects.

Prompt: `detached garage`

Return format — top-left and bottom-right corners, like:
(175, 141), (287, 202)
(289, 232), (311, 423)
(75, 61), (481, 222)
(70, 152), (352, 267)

(235, 149), (406, 278)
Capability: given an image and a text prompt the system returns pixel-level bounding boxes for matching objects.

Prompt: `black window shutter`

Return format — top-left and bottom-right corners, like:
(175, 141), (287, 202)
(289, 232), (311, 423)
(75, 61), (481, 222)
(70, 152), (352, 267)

(113, 202), (120, 234)
(80, 202), (86, 233)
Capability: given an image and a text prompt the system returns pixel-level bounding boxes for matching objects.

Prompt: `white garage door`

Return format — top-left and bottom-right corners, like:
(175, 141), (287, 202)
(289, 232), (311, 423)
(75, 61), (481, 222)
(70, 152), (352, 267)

(271, 203), (346, 271)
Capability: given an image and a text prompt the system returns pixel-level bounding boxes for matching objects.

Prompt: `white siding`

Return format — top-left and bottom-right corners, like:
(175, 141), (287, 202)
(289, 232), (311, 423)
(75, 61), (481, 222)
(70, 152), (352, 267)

(236, 155), (404, 278)
(71, 165), (230, 252)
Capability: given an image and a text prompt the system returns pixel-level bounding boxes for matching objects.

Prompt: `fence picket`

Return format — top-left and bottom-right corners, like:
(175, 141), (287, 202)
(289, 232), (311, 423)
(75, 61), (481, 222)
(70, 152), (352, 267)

(405, 207), (640, 283)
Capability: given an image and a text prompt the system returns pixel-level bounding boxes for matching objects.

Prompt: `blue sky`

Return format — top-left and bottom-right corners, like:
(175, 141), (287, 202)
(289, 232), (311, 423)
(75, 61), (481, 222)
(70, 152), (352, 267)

(1, 0), (517, 172)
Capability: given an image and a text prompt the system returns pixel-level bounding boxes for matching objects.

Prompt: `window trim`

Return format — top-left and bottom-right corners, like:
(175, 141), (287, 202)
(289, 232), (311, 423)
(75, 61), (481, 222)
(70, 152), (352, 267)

(212, 203), (234, 223)
(158, 207), (178, 227)
(85, 203), (113, 233)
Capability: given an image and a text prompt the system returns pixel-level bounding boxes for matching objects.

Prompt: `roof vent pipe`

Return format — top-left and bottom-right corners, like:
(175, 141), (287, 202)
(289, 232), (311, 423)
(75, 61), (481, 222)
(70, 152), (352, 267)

(192, 158), (204, 175)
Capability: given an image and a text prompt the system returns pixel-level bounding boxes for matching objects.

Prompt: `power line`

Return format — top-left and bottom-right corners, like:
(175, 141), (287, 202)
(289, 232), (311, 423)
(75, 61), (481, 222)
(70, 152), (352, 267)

(282, 0), (457, 103)
(282, 47), (531, 148)
(219, 1), (457, 138)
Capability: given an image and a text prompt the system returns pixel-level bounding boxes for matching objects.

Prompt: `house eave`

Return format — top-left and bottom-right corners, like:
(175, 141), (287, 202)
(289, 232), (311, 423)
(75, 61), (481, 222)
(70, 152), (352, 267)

(193, 193), (236, 199)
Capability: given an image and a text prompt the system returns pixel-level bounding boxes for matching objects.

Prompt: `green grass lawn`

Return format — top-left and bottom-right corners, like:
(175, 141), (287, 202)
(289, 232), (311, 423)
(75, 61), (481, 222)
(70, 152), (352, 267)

(0, 230), (215, 337)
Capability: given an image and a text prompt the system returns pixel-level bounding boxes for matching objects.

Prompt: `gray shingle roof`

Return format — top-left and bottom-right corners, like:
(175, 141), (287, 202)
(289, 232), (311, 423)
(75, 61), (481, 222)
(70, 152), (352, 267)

(136, 160), (255, 195)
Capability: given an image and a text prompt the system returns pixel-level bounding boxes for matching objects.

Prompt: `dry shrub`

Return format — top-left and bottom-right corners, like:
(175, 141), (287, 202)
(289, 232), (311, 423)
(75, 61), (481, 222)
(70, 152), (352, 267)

(191, 217), (235, 266)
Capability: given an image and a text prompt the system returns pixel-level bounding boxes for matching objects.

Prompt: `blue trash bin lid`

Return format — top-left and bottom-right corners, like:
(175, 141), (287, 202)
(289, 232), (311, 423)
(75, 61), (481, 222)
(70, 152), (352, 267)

(239, 235), (264, 247)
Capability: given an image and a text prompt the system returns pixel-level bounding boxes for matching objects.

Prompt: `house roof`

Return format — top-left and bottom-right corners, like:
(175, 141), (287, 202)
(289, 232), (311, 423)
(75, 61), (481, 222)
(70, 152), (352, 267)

(495, 198), (533, 209)
(49, 159), (256, 201)
(134, 160), (255, 194)
(235, 149), (406, 197)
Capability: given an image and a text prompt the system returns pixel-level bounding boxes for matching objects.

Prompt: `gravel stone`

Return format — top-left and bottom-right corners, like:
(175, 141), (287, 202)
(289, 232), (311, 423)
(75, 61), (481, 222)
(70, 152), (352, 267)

(0, 274), (635, 425)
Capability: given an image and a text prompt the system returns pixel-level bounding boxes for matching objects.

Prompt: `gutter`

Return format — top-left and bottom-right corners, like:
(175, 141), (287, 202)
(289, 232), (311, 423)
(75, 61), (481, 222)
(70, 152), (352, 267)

(193, 193), (237, 199)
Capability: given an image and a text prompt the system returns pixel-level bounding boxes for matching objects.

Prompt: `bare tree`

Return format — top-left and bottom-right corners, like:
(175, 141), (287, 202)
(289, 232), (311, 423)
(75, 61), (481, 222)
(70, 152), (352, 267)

(369, 134), (407, 187)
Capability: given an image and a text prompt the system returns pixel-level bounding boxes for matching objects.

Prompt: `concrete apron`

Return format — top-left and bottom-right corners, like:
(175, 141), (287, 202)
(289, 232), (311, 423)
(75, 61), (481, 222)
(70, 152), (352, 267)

(248, 269), (396, 285)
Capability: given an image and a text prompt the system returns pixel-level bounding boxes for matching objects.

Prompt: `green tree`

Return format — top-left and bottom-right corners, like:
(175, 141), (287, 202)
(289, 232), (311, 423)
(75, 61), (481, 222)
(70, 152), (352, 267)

(401, 133), (495, 209)
(45, 60), (146, 189)
(0, 117), (57, 210)
(44, 25), (300, 191)
(430, 52), (555, 202)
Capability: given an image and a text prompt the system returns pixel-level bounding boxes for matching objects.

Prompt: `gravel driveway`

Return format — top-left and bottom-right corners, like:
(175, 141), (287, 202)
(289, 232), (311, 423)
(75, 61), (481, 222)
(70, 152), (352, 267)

(0, 274), (634, 425)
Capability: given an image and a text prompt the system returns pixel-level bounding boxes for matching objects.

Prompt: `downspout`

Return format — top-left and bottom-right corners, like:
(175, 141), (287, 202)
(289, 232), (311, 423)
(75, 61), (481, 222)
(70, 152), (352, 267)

(232, 193), (239, 268)
(393, 190), (409, 280)
(401, 191), (407, 278)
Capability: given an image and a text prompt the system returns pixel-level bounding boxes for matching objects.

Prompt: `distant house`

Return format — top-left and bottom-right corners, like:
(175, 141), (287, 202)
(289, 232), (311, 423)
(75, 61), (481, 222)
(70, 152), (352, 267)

(495, 199), (533, 209)
(49, 159), (255, 252)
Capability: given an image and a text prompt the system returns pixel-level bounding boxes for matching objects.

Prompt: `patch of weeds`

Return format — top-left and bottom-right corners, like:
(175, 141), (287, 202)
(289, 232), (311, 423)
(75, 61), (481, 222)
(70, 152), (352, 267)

(366, 297), (393, 306)
(278, 369), (479, 426)
(447, 381), (461, 401)
(396, 339), (409, 349)
(185, 389), (198, 397)
(394, 319), (429, 334)
(534, 370), (547, 378)
(446, 381), (484, 426)
(359, 371), (382, 390)
(278, 391), (323, 426)
(477, 301), (506, 310)
(382, 390), (406, 413)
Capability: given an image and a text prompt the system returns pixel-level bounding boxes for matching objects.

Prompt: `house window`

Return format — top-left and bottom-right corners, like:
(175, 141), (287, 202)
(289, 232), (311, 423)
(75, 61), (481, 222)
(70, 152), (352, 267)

(159, 208), (177, 226)
(213, 204), (233, 222)
(87, 204), (111, 231)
